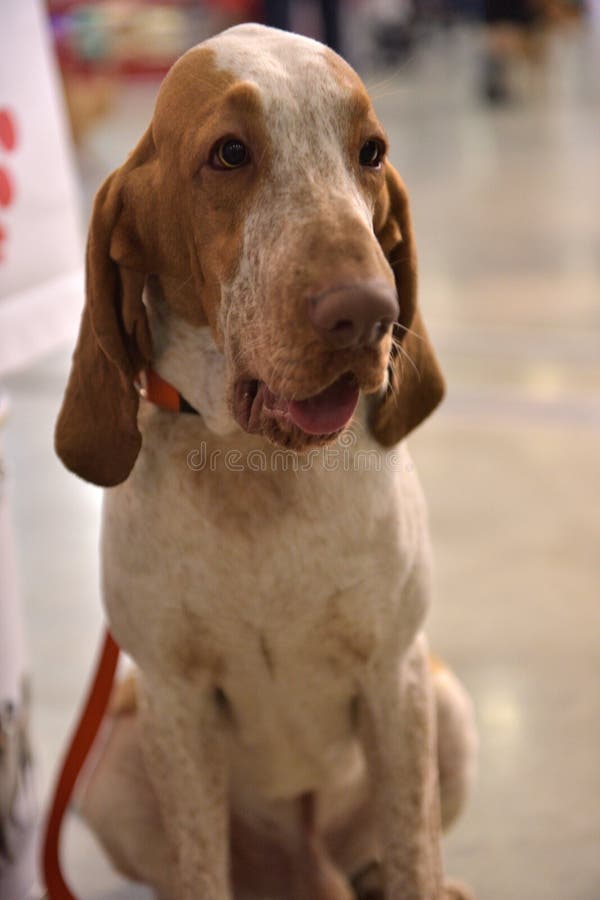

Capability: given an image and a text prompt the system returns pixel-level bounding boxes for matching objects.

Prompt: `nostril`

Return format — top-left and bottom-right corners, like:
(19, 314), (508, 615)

(370, 318), (394, 344)
(331, 319), (356, 338)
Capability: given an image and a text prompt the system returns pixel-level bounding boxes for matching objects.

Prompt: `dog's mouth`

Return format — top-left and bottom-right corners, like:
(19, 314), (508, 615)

(233, 373), (360, 444)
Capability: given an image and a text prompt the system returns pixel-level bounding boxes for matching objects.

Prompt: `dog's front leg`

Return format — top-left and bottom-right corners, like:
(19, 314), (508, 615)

(361, 634), (444, 900)
(138, 674), (231, 900)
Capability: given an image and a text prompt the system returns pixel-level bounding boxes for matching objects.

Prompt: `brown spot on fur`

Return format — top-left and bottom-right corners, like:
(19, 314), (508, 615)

(109, 671), (138, 716)
(429, 654), (446, 675)
(169, 610), (226, 683)
(318, 589), (377, 667)
(259, 633), (275, 677)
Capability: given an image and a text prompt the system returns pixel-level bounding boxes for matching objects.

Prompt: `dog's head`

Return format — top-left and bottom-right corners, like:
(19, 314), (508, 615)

(56, 24), (444, 486)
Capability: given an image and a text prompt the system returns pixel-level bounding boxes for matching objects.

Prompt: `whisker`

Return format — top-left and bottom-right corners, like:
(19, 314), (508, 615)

(395, 342), (420, 380)
(369, 85), (410, 103)
(172, 273), (194, 295)
(393, 322), (424, 342)
(366, 66), (407, 97)
(349, 415), (367, 440)
(255, 144), (270, 169)
(388, 250), (410, 267)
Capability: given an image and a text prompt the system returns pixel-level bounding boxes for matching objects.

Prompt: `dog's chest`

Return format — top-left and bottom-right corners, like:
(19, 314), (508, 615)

(103, 418), (425, 666)
(102, 417), (429, 804)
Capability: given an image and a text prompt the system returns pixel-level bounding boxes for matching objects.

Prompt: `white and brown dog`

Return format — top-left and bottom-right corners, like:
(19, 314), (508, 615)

(56, 23), (477, 900)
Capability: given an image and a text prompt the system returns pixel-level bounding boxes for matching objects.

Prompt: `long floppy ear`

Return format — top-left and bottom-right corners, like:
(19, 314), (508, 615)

(55, 129), (154, 486)
(368, 163), (445, 446)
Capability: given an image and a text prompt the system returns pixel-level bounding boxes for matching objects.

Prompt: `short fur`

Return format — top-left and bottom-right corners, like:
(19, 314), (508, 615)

(58, 24), (476, 900)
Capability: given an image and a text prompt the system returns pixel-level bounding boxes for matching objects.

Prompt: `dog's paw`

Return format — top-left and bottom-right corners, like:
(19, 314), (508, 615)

(444, 878), (476, 900)
(350, 865), (474, 900)
(350, 860), (384, 900)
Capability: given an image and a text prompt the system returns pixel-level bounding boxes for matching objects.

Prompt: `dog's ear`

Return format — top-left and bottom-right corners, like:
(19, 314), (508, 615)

(368, 162), (445, 446)
(55, 128), (155, 486)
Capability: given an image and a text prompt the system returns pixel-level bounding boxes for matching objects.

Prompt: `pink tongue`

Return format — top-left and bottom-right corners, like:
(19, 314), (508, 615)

(287, 376), (359, 435)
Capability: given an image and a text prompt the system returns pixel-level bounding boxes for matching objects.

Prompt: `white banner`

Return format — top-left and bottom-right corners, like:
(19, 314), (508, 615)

(0, 396), (37, 899)
(0, 0), (83, 377)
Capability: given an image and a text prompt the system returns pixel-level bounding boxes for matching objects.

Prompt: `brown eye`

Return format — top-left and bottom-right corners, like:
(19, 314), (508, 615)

(359, 139), (384, 168)
(212, 138), (249, 170)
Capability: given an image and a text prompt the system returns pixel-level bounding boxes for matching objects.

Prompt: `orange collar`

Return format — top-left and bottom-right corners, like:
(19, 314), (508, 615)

(136, 369), (199, 415)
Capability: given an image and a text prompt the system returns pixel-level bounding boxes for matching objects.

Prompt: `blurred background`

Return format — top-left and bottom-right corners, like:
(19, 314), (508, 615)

(1, 0), (599, 897)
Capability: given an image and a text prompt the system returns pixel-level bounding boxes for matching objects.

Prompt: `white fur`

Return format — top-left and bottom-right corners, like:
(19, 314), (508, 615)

(146, 281), (236, 437)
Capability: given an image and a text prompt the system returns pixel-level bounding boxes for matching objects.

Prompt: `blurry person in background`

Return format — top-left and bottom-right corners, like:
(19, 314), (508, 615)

(481, 0), (543, 103)
(263, 0), (342, 54)
(370, 0), (418, 67)
(481, 0), (582, 104)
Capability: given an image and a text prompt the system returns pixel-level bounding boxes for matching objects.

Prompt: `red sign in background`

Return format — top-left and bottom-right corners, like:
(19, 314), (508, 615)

(0, 108), (18, 263)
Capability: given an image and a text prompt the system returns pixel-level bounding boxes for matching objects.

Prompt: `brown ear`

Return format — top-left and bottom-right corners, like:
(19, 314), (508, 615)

(55, 129), (154, 486)
(368, 162), (445, 446)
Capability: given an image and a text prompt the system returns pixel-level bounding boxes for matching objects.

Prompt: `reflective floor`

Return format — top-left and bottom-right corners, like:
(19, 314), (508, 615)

(4, 23), (600, 900)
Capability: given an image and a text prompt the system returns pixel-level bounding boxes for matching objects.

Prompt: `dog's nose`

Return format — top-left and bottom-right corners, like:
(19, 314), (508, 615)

(308, 283), (399, 350)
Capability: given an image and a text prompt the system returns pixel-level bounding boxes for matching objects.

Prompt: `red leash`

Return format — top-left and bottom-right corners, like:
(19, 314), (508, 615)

(42, 629), (120, 899)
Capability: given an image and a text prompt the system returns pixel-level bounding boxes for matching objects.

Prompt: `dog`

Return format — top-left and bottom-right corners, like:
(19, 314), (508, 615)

(56, 23), (477, 900)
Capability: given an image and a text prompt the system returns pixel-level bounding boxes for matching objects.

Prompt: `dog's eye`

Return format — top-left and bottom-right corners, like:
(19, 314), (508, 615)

(212, 138), (249, 170)
(359, 139), (385, 168)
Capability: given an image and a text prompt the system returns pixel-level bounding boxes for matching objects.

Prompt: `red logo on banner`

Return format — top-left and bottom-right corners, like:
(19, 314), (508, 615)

(0, 168), (14, 207)
(0, 109), (17, 152)
(0, 108), (18, 264)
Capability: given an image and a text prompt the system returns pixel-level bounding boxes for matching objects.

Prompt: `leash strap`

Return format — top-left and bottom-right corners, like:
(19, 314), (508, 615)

(42, 629), (120, 899)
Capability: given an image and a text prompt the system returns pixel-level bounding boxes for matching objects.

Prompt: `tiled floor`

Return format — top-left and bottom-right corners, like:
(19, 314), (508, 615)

(3, 22), (600, 900)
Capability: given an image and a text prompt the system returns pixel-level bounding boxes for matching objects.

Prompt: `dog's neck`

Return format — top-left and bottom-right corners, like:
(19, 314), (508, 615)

(144, 276), (239, 437)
